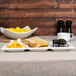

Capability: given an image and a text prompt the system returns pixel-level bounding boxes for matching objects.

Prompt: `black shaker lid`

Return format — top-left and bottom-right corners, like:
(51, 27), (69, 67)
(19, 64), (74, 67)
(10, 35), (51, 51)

(66, 20), (72, 24)
(58, 20), (64, 24)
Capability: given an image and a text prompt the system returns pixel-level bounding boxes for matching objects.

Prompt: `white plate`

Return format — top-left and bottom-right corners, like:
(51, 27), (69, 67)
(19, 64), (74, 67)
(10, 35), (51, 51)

(1, 42), (75, 52)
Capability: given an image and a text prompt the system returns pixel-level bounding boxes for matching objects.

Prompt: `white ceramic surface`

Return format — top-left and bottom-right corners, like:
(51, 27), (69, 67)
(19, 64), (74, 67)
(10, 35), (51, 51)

(1, 42), (75, 52)
(0, 26), (38, 39)
(57, 32), (74, 41)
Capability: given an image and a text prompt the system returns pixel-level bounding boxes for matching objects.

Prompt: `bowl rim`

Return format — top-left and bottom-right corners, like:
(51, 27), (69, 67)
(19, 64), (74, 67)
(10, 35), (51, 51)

(4, 27), (38, 34)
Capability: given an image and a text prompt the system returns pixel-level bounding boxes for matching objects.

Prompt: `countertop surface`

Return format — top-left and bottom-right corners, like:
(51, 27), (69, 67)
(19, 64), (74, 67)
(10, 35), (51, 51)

(0, 36), (76, 62)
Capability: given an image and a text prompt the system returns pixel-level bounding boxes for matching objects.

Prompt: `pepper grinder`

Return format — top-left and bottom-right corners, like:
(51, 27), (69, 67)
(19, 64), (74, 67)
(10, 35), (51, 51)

(66, 20), (72, 33)
(58, 20), (64, 33)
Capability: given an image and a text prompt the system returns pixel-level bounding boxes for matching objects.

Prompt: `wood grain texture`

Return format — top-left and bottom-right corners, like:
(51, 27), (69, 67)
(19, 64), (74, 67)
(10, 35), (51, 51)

(0, 0), (76, 36)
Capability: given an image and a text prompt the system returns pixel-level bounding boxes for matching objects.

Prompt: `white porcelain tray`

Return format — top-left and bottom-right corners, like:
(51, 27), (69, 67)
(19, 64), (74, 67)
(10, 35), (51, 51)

(1, 42), (75, 52)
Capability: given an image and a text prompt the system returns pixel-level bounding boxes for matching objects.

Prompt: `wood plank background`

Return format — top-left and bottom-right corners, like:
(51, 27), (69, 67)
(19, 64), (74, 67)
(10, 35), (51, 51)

(0, 0), (76, 35)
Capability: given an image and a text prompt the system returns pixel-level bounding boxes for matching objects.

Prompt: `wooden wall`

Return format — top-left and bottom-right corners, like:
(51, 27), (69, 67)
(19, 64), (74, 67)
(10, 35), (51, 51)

(0, 0), (76, 35)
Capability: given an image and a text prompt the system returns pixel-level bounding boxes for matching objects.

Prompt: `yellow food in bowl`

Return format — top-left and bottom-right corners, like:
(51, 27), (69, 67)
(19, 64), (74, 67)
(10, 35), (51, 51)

(7, 27), (31, 33)
(7, 38), (27, 48)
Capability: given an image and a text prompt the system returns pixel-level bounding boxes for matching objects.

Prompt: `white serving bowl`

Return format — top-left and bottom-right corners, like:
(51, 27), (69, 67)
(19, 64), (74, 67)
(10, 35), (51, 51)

(0, 26), (38, 39)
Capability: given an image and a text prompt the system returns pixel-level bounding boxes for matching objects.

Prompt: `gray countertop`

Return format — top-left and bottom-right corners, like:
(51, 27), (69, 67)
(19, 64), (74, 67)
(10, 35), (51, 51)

(0, 36), (76, 76)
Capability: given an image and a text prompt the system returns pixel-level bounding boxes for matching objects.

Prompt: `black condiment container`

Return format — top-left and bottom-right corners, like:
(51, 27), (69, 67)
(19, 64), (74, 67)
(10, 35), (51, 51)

(58, 39), (67, 47)
(53, 39), (59, 47)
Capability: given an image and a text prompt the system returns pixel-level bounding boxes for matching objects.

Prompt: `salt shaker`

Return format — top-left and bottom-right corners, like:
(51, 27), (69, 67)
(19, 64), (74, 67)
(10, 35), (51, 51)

(58, 20), (64, 33)
(66, 20), (72, 33)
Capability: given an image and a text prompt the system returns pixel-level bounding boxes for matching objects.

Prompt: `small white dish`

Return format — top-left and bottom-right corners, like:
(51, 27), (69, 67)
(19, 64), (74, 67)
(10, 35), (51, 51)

(0, 26), (38, 39)
(1, 42), (75, 52)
